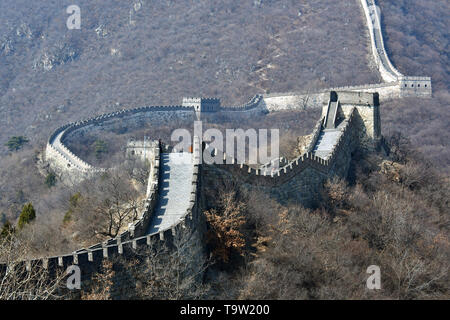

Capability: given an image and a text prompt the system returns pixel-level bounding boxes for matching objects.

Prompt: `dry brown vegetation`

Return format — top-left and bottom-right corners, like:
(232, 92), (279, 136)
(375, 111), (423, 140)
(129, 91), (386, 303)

(377, 0), (450, 172)
(1, 0), (447, 234)
(201, 137), (449, 300)
(205, 191), (247, 264)
(0, 0), (448, 300)
(381, 94), (450, 173)
(2, 133), (447, 300)
(77, 230), (210, 300)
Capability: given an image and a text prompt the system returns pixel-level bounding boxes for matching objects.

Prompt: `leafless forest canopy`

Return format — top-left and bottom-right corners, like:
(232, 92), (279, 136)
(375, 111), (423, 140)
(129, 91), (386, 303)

(0, 0), (376, 220)
(0, 0), (448, 300)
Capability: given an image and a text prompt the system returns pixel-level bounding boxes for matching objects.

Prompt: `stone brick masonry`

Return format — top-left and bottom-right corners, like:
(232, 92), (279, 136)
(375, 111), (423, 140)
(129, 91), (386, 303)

(3, 0), (431, 279)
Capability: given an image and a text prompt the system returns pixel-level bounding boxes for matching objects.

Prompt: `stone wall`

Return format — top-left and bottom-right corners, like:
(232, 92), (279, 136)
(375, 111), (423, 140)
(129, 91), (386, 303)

(45, 105), (195, 183)
(5, 137), (202, 281)
(126, 139), (158, 163)
(9, 89), (378, 284)
(259, 0), (432, 113)
(183, 97), (221, 113)
(361, 0), (402, 82)
(321, 91), (381, 151)
(202, 90), (381, 207)
(44, 0), (432, 181)
(202, 104), (359, 206)
(398, 76), (433, 97)
(21, 0), (432, 288)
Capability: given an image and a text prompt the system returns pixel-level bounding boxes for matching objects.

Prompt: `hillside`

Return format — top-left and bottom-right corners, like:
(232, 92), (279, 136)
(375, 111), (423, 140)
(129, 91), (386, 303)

(0, 0), (378, 153)
(0, 0), (449, 302)
(0, 0), (448, 218)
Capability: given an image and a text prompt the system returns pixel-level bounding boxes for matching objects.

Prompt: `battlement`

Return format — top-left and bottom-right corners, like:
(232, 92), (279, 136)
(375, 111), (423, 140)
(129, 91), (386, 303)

(182, 97), (221, 112)
(13, 0), (434, 284)
(7, 138), (202, 275)
(323, 91), (380, 107)
(202, 106), (359, 208)
(398, 76), (432, 97)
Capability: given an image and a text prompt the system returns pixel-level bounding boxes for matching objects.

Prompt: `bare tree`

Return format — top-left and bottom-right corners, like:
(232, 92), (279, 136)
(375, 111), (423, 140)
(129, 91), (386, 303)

(123, 158), (150, 187)
(135, 230), (210, 300)
(0, 233), (66, 300)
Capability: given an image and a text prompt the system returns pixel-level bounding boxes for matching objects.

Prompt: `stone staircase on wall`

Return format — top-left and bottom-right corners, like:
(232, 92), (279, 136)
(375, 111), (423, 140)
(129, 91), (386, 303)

(147, 153), (195, 235)
(324, 100), (339, 129)
(9, 0), (433, 280)
(313, 129), (344, 160)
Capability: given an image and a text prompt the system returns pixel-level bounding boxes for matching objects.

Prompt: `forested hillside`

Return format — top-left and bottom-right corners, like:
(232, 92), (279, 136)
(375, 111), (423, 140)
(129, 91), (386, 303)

(378, 0), (450, 171)
(0, 0), (448, 301)
(0, 0), (377, 152)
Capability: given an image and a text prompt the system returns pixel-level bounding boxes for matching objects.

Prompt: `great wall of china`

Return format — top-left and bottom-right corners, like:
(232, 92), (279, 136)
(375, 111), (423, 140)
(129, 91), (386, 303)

(2, 0), (433, 276)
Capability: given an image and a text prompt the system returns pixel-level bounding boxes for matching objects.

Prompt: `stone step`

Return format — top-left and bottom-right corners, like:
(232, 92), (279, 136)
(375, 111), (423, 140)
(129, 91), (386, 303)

(147, 153), (194, 235)
(313, 129), (342, 159)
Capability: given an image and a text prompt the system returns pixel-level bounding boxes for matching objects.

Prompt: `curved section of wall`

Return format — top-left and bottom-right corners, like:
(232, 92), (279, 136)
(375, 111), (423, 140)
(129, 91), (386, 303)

(13, 0), (434, 277)
(260, 0), (431, 113)
(203, 108), (357, 206)
(221, 95), (264, 112)
(10, 137), (201, 274)
(361, 0), (402, 82)
(45, 105), (195, 183)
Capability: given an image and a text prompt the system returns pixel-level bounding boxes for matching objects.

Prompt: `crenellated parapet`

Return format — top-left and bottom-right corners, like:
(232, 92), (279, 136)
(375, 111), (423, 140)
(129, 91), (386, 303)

(6, 137), (202, 275)
(398, 76), (432, 97)
(221, 94), (264, 113)
(203, 91), (383, 206)
(13, 0), (433, 282)
(201, 105), (358, 207)
(183, 97), (221, 114)
(9, 88), (376, 277)
(45, 94), (272, 184)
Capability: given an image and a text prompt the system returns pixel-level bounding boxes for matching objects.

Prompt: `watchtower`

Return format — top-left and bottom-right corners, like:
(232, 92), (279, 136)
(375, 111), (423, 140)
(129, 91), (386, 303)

(182, 97), (221, 117)
(322, 91), (381, 151)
